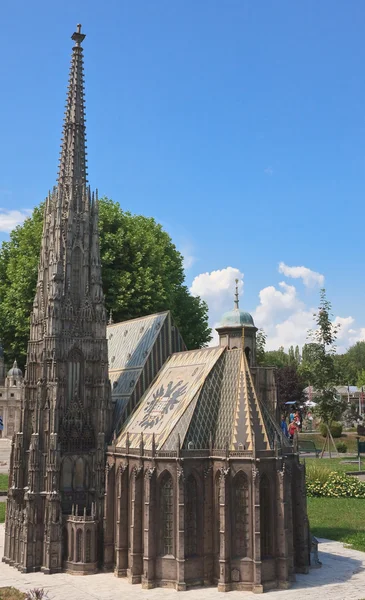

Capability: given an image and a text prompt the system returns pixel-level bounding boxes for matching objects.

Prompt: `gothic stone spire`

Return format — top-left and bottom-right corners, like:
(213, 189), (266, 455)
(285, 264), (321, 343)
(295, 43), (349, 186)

(4, 26), (112, 574)
(58, 24), (87, 191)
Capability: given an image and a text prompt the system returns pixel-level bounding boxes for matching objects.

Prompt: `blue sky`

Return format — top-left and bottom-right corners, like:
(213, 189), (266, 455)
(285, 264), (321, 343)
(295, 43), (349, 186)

(1, 1), (365, 351)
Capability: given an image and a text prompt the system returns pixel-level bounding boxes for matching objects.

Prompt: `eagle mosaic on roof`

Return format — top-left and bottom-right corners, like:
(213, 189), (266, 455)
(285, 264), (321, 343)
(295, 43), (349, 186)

(117, 346), (224, 449)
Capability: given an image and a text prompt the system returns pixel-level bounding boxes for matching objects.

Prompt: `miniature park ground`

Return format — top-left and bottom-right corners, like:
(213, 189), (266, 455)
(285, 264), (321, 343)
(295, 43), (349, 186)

(1, 440), (365, 599)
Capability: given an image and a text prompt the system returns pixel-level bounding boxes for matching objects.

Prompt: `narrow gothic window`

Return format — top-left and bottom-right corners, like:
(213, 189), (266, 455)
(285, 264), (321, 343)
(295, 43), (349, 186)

(61, 458), (72, 491)
(185, 474), (198, 556)
(260, 475), (273, 559)
(71, 528), (74, 562)
(74, 457), (85, 490)
(232, 472), (249, 557)
(67, 350), (82, 404)
(85, 529), (91, 562)
(71, 247), (82, 306)
(161, 473), (173, 555)
(76, 529), (82, 562)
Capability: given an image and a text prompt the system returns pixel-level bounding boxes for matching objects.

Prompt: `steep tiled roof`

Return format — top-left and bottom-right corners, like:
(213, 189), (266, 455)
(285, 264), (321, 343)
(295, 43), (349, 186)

(108, 311), (169, 420)
(117, 346), (285, 453)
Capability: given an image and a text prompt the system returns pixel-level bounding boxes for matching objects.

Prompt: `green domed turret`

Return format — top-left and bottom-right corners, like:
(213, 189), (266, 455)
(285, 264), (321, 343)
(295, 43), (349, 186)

(218, 279), (255, 328)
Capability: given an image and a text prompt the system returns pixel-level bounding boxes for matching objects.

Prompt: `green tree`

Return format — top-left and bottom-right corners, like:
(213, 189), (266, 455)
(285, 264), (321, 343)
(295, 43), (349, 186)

(357, 369), (365, 389)
(262, 346), (289, 369)
(306, 289), (346, 424)
(275, 365), (305, 408)
(294, 345), (301, 365)
(0, 198), (211, 367)
(288, 345), (295, 366)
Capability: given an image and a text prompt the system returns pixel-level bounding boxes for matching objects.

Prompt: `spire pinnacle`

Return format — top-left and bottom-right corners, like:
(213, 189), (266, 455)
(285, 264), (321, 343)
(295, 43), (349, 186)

(234, 278), (239, 309)
(58, 24), (87, 190)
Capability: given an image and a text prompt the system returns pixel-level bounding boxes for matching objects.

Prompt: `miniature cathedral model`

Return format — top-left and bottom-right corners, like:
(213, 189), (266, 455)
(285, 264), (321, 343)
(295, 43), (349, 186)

(4, 25), (112, 574)
(3, 26), (310, 592)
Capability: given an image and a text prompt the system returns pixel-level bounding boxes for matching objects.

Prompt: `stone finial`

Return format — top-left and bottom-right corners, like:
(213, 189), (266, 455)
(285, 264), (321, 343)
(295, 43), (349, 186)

(234, 278), (239, 309)
(108, 309), (113, 325)
(71, 24), (86, 46)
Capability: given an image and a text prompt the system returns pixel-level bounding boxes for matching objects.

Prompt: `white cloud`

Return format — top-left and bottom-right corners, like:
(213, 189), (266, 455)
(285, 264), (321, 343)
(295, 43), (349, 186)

(278, 262), (324, 288)
(190, 262), (365, 356)
(183, 253), (196, 270)
(253, 281), (303, 328)
(190, 266), (243, 312)
(190, 267), (244, 345)
(264, 166), (274, 176)
(0, 209), (32, 233)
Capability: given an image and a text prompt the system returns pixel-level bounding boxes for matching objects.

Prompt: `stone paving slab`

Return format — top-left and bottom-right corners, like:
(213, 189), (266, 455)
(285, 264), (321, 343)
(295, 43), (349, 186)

(0, 526), (364, 599)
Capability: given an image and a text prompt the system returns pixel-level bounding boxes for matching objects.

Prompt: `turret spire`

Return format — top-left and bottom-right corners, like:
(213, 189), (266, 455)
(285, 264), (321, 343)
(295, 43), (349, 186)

(58, 24), (87, 191)
(234, 278), (239, 309)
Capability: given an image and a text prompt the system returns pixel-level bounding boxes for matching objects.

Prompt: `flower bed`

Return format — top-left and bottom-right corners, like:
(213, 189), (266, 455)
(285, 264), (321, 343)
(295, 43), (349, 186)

(307, 471), (365, 498)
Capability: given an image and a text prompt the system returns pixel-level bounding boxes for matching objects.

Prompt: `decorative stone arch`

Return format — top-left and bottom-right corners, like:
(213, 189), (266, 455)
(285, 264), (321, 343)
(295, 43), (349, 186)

(231, 470), (249, 558)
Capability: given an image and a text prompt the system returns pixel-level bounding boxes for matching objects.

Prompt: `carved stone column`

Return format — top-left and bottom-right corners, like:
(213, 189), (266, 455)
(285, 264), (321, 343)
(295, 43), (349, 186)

(252, 466), (263, 593)
(103, 462), (115, 570)
(275, 466), (290, 587)
(292, 462), (310, 574)
(218, 467), (231, 592)
(176, 466), (186, 591)
(127, 465), (143, 584)
(142, 466), (156, 589)
(114, 463), (128, 577)
(203, 464), (213, 585)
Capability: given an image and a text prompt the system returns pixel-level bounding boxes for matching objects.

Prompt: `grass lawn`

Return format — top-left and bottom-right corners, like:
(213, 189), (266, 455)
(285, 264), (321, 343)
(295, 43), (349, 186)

(303, 456), (365, 472)
(0, 588), (25, 599)
(0, 503), (6, 523)
(0, 475), (8, 492)
(308, 497), (365, 552)
(299, 431), (365, 454)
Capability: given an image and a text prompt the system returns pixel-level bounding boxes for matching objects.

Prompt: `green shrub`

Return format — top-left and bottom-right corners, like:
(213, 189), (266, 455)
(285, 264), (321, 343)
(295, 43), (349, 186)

(319, 422), (343, 438)
(307, 471), (365, 498)
(306, 463), (331, 486)
(337, 442), (347, 453)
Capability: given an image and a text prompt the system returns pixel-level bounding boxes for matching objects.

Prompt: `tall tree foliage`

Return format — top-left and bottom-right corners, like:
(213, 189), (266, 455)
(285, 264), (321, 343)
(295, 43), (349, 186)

(305, 289), (346, 424)
(0, 198), (211, 367)
(275, 366), (305, 408)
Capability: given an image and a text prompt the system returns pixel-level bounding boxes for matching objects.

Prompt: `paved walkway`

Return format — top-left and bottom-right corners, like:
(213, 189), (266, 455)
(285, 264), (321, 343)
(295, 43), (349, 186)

(0, 527), (364, 599)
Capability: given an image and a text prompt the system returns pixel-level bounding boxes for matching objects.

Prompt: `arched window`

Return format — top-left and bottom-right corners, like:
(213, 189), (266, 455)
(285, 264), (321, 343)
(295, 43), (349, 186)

(61, 458), (73, 491)
(245, 347), (251, 366)
(232, 472), (249, 557)
(71, 247), (82, 306)
(74, 457), (84, 490)
(76, 529), (82, 562)
(260, 475), (273, 559)
(67, 349), (82, 404)
(160, 473), (173, 555)
(185, 474), (198, 556)
(85, 529), (91, 562)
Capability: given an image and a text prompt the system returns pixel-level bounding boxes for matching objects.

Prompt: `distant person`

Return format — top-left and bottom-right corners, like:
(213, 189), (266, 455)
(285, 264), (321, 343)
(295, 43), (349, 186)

(281, 415), (289, 438)
(288, 421), (297, 441)
(289, 411), (295, 423)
